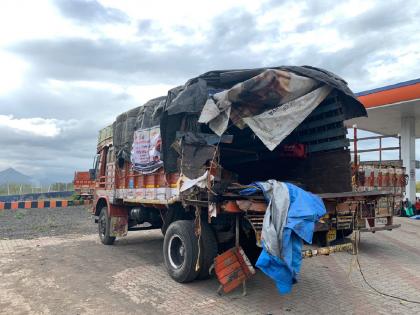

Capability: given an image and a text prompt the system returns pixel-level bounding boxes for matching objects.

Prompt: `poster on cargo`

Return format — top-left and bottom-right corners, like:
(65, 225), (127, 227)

(131, 126), (163, 174)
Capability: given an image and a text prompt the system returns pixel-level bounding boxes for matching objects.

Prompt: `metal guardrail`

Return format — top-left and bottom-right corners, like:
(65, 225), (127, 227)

(0, 191), (74, 202)
(350, 127), (401, 164)
(0, 199), (92, 210)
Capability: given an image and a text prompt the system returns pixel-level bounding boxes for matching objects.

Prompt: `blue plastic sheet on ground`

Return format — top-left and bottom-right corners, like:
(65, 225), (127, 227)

(410, 215), (420, 220)
(252, 182), (326, 294)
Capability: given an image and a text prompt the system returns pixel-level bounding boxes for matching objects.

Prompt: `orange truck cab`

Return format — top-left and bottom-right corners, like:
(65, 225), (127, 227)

(73, 171), (95, 199)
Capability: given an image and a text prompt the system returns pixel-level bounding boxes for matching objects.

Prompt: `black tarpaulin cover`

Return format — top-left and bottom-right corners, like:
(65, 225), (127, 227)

(160, 65), (366, 172)
(164, 65), (366, 119)
(113, 96), (165, 162)
(111, 65), (367, 168)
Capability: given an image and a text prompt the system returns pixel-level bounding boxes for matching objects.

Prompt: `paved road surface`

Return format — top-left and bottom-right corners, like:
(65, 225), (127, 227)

(1, 207), (420, 314)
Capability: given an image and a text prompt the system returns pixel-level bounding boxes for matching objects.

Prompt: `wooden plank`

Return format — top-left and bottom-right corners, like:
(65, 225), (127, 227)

(175, 131), (233, 144)
(297, 114), (345, 131)
(307, 138), (349, 153)
(298, 128), (347, 143)
(318, 190), (394, 199)
(310, 100), (342, 116)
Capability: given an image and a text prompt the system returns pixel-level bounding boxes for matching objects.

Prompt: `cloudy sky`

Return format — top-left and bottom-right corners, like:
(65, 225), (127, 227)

(0, 0), (419, 183)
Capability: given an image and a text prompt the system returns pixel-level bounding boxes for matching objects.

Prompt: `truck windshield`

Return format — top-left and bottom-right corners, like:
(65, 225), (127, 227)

(92, 154), (100, 179)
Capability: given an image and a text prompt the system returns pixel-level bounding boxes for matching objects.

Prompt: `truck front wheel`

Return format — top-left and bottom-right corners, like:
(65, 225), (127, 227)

(163, 220), (199, 283)
(98, 207), (116, 245)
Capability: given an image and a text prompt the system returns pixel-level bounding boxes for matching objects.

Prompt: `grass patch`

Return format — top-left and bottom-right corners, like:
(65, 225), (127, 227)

(34, 226), (50, 233)
(46, 217), (59, 228)
(14, 212), (25, 220)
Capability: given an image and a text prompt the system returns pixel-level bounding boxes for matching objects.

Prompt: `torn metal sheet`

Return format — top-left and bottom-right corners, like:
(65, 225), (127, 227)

(180, 142), (216, 179)
(209, 202), (217, 218)
(198, 90), (231, 136)
(198, 70), (319, 137)
(180, 171), (214, 192)
(243, 85), (332, 151)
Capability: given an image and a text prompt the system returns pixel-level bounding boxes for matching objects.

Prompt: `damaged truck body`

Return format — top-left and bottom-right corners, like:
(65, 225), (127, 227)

(92, 66), (401, 284)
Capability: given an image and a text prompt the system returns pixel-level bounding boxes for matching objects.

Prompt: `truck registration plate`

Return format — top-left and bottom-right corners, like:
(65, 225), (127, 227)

(375, 217), (388, 225)
(327, 229), (337, 242)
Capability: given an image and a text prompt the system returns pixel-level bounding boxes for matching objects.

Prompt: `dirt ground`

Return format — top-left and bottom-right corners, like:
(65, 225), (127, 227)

(0, 206), (94, 239)
(1, 206), (420, 315)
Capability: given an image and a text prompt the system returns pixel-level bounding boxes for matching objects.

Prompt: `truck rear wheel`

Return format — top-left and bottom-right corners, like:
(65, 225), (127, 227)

(163, 220), (199, 283)
(98, 207), (116, 245)
(197, 221), (218, 280)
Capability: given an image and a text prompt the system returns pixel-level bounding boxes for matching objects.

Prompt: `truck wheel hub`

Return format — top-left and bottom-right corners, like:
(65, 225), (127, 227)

(168, 234), (185, 269)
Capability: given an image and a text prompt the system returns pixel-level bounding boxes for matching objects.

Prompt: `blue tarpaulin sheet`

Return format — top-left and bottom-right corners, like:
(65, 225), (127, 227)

(245, 182), (326, 294)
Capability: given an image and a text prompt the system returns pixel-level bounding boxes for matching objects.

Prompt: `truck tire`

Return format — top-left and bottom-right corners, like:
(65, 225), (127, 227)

(98, 207), (116, 245)
(161, 208), (176, 236)
(161, 204), (191, 236)
(197, 221), (218, 280)
(163, 220), (199, 283)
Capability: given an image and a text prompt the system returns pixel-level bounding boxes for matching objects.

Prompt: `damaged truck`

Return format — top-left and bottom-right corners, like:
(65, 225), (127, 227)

(92, 66), (400, 286)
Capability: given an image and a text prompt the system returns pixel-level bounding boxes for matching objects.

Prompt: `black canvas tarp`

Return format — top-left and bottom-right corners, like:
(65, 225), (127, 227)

(111, 65), (367, 172)
(160, 65), (367, 173)
(165, 79), (208, 115)
(163, 65), (366, 120)
(113, 96), (165, 162)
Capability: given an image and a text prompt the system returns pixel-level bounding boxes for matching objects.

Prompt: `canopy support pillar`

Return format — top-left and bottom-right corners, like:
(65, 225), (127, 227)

(401, 116), (416, 203)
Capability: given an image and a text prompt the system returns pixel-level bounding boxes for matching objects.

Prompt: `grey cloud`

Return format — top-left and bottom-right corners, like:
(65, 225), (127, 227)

(10, 38), (200, 84)
(0, 79), (136, 182)
(20, 5), (283, 84)
(301, 0), (339, 16)
(53, 0), (129, 24)
(209, 9), (259, 50)
(173, 25), (195, 37)
(0, 121), (99, 182)
(0, 77), (134, 120)
(293, 0), (419, 42)
(12, 1), (418, 91)
(291, 36), (377, 80)
(336, 0), (419, 36)
(138, 19), (155, 34)
(10, 7), (282, 85)
(311, 30), (411, 90)
(264, 0), (339, 33)
(269, 1), (419, 91)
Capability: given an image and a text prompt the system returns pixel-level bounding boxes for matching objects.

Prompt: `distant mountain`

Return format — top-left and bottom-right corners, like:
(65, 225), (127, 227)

(0, 168), (35, 185)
